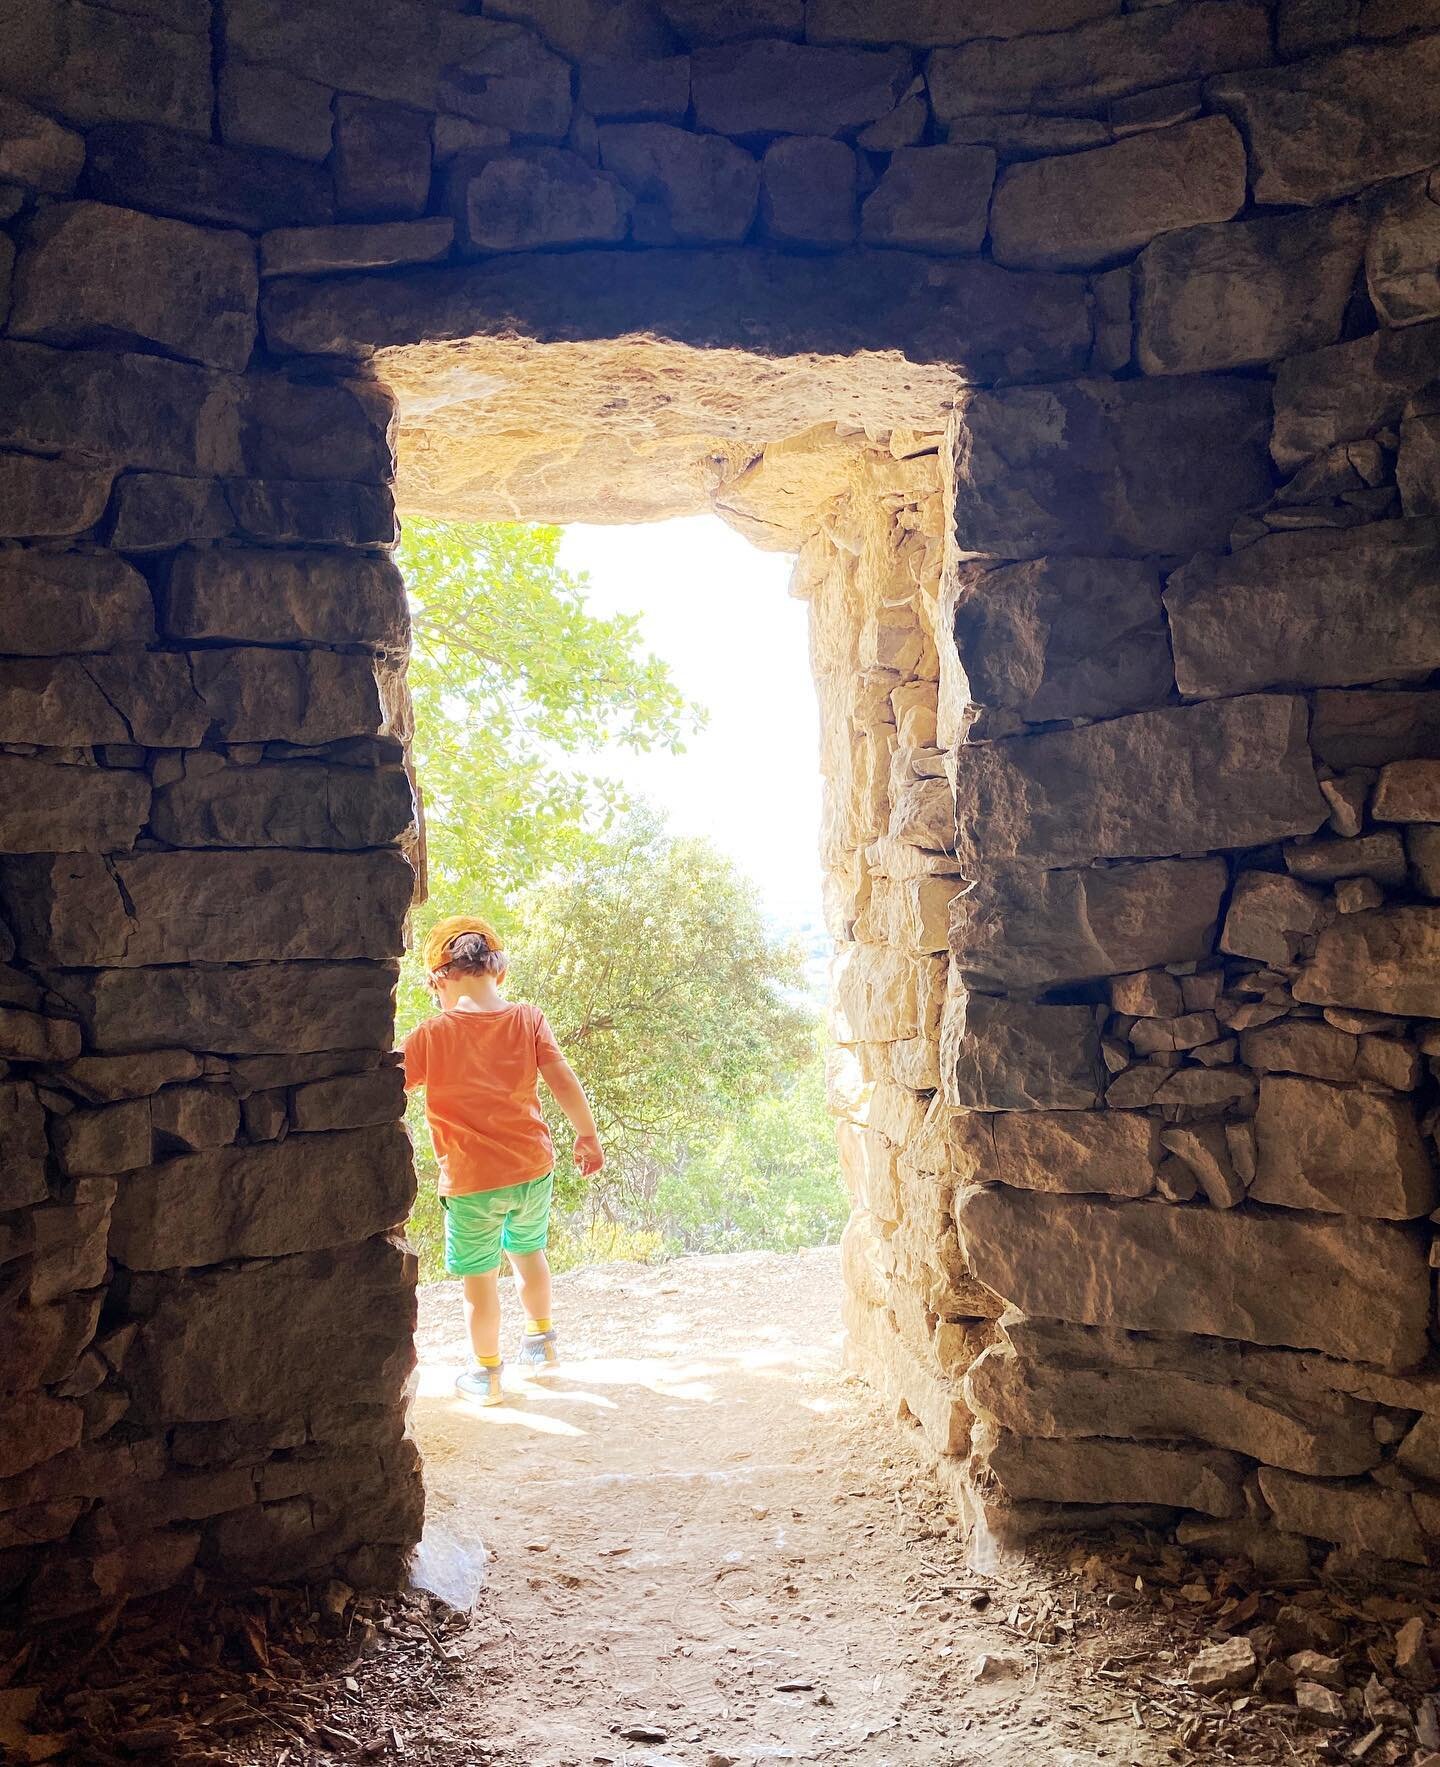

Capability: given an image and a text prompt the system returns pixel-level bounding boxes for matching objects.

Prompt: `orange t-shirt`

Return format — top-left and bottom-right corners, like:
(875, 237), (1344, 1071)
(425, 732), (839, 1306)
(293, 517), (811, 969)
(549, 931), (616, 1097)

(402, 1003), (563, 1196)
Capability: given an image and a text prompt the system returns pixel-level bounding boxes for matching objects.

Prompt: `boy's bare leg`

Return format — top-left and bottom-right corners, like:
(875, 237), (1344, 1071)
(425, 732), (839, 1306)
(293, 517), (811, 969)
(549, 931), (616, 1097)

(506, 1249), (553, 1329)
(462, 1271), (502, 1363)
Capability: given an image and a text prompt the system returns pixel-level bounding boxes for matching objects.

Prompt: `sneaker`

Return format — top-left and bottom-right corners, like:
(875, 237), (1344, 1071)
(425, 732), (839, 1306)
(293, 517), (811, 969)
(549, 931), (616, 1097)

(517, 1329), (560, 1374)
(456, 1365), (503, 1406)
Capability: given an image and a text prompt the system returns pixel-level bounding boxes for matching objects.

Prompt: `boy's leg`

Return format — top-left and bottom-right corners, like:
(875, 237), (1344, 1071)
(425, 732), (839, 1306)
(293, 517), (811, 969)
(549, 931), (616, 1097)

(462, 1269), (502, 1363)
(501, 1176), (558, 1369)
(444, 1191), (509, 1402)
(505, 1249), (552, 1330)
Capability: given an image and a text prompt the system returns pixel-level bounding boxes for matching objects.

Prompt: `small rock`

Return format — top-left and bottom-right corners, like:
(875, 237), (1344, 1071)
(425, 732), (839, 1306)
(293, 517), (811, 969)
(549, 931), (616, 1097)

(1397, 1614), (1436, 1688)
(1188, 1635), (1258, 1694)
(1295, 1679), (1346, 1726)
(1363, 1672), (1409, 1724)
(1286, 1650), (1344, 1689)
(972, 1650), (1026, 1684)
(1418, 1696), (1440, 1749)
(1336, 877), (1385, 914)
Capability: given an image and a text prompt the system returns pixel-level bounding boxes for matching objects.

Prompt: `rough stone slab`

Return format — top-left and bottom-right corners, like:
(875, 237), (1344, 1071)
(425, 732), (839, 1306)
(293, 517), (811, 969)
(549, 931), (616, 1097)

(948, 695), (1324, 870)
(0, 0), (212, 135)
(60, 962), (398, 1056)
(164, 548), (407, 649)
(0, 453), (113, 539)
(928, 2), (1271, 120)
(1295, 907), (1440, 1018)
(599, 123), (759, 245)
(658, 0), (802, 44)
(218, 478), (398, 549)
(151, 1084), (241, 1153)
(1136, 201), (1369, 377)
(760, 136), (857, 249)
(81, 122), (334, 231)
(10, 201), (258, 373)
(1409, 826), (1440, 896)
(1271, 318), (1440, 471)
(832, 942), (921, 1043)
(1242, 1020), (1422, 1091)
(1166, 520), (1440, 696)
(454, 150), (631, 255)
(1257, 1467), (1426, 1563)
(108, 472), (231, 552)
(0, 755), (149, 855)
(691, 40), (912, 135)
(217, 61), (336, 164)
(860, 146), (995, 256)
(0, 550), (154, 654)
(1285, 832), (1408, 886)
(1400, 394), (1440, 518)
(241, 373), (396, 486)
(946, 555), (1170, 735)
(150, 757), (414, 849)
(1367, 171), (1440, 330)
(1, 850), (413, 967)
(977, 1423), (1243, 1517)
(948, 375), (1273, 559)
(111, 1126), (414, 1271)
(942, 993), (1102, 1111)
(956, 1184), (1432, 1368)
(1310, 690), (1440, 768)
(854, 875), (956, 953)
(1251, 1074), (1434, 1220)
(334, 96), (431, 221)
(0, 94), (84, 195)
(0, 1079), (48, 1210)
(0, 1393), (84, 1483)
(990, 117), (1244, 272)
(189, 649), (384, 745)
(289, 1067), (406, 1134)
(1209, 34), (1440, 207)
(949, 1107), (1157, 1198)
(808, 0), (1117, 45)
(260, 220), (454, 279)
(52, 1097), (151, 1178)
(580, 55), (690, 121)
(1220, 871), (1331, 967)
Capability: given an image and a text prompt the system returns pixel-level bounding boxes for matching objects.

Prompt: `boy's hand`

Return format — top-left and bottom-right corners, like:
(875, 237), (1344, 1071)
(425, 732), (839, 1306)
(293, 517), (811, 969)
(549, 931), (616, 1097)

(573, 1133), (604, 1177)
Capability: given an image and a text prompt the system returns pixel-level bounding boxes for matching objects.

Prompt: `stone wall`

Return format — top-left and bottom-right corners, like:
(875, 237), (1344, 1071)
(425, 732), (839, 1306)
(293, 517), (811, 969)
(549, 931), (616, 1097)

(3, 0), (1440, 1614)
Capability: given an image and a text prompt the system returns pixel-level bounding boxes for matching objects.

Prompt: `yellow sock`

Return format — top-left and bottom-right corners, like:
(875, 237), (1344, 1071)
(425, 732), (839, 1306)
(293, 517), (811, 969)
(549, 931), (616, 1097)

(526, 1318), (552, 1335)
(477, 1354), (501, 1368)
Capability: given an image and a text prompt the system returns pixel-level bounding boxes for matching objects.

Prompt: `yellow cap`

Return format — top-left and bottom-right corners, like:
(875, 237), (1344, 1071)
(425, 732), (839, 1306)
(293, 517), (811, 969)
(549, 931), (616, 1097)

(422, 915), (504, 976)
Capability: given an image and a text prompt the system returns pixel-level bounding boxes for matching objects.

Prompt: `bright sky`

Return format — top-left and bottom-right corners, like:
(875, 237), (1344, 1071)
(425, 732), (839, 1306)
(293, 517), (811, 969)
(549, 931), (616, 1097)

(557, 516), (825, 935)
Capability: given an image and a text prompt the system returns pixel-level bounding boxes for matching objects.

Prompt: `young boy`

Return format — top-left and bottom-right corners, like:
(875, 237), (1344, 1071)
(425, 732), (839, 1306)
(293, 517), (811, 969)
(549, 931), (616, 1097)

(402, 915), (604, 1405)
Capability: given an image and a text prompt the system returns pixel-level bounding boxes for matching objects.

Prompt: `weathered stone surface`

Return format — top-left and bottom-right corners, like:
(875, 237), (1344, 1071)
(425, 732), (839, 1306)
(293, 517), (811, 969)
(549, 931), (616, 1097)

(691, 40), (912, 135)
(1209, 35), (1440, 207)
(860, 146), (994, 256)
(1220, 872), (1331, 968)
(27, 1177), (115, 1305)
(0, 0), (212, 135)
(151, 1084), (241, 1153)
(260, 220), (454, 279)
(1160, 1122), (1243, 1207)
(0, 550), (154, 654)
(289, 1067), (406, 1134)
(1409, 826), (1440, 896)
(1271, 319), (1440, 471)
(0, 1394), (84, 1482)
(928, 2), (1271, 120)
(1286, 832), (1407, 886)
(759, 136), (856, 249)
(946, 556), (1170, 736)
(956, 1185), (1431, 1367)
(0, 95), (84, 195)
(832, 944), (939, 1043)
(165, 548), (407, 649)
(950, 858), (1227, 992)
(1242, 1020), (1421, 1090)
(454, 150), (632, 253)
(599, 124), (759, 244)
(580, 55), (691, 121)
(1251, 1075), (1434, 1220)
(1188, 1637), (1259, 1693)
(82, 123), (334, 232)
(948, 375), (1273, 559)
(1310, 690), (1440, 769)
(990, 117), (1243, 273)
(977, 1424), (1243, 1516)
(658, 0), (801, 44)
(52, 1098), (151, 1178)
(1367, 171), (1440, 330)
(109, 472), (232, 551)
(942, 994), (1102, 1111)
(949, 696), (1324, 871)
(0, 1079), (48, 1210)
(0, 454), (113, 539)
(1257, 1468), (1426, 1563)
(855, 875), (956, 952)
(1136, 202), (1369, 377)
(1374, 758), (1440, 822)
(809, 0), (1117, 45)
(10, 201), (257, 373)
(61, 962), (398, 1056)
(1400, 402), (1440, 518)
(1166, 521), (1440, 696)
(0, 756), (149, 855)
(217, 62), (336, 163)
(111, 1127), (414, 1271)
(950, 1107), (1156, 1198)
(241, 373), (396, 486)
(334, 97), (431, 220)
(150, 756), (413, 850)
(2, 850), (413, 967)
(1295, 907), (1440, 1018)
(189, 649), (384, 745)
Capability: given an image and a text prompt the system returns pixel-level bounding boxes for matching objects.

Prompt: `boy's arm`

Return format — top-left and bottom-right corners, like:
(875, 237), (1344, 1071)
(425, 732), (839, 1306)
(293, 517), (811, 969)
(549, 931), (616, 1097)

(539, 1057), (605, 1176)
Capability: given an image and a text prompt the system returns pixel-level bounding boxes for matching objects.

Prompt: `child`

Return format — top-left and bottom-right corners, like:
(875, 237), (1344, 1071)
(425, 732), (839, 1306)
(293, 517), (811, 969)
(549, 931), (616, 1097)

(402, 915), (604, 1405)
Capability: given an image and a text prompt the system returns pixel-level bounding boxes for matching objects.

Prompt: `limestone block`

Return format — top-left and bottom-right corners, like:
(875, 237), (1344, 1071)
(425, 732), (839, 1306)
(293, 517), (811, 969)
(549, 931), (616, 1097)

(150, 757), (414, 849)
(1166, 520), (1440, 696)
(1286, 832), (1407, 886)
(0, 755), (149, 855)
(1151, 1064), (1256, 1114)
(2, 850), (413, 967)
(241, 373), (396, 487)
(334, 97), (432, 220)
(950, 858), (1227, 992)
(219, 478), (399, 548)
(217, 62), (336, 163)
(0, 0), (212, 134)
(1310, 690), (1440, 769)
(1251, 1075), (1433, 1220)
(946, 556), (1170, 734)
(0, 551), (154, 654)
(1271, 318), (1440, 471)
(0, 95), (82, 194)
(1136, 201), (1368, 377)
(83, 123), (334, 232)
(950, 1106), (1157, 1198)
(836, 1121), (900, 1223)
(1220, 872), (1331, 968)
(52, 1097), (151, 1179)
(759, 136), (856, 249)
(289, 1067), (406, 1134)
(456, 149), (631, 253)
(1295, 906), (1440, 1018)
(691, 40), (913, 135)
(598, 124), (758, 244)
(855, 875), (955, 953)
(1257, 1468), (1425, 1563)
(967, 1342), (1379, 1478)
(438, 24), (574, 138)
(10, 201), (257, 373)
(189, 649), (384, 745)
(0, 339), (243, 478)
(0, 454), (113, 539)
(942, 993), (1102, 1111)
(1242, 1021), (1421, 1091)
(860, 145), (995, 256)
(61, 962), (398, 1056)
(1399, 397), (1440, 518)
(1209, 35), (1440, 207)
(928, 2), (1271, 121)
(948, 375), (1272, 559)
(28, 1177), (115, 1306)
(977, 1424), (1244, 1517)
(832, 942), (920, 1043)
(865, 1313), (971, 1457)
(955, 1185), (1431, 1368)
(108, 473), (231, 552)
(580, 56), (690, 121)
(658, 0), (801, 43)
(948, 695), (1324, 871)
(483, 0), (672, 61)
(260, 221), (454, 279)
(151, 1085), (241, 1153)
(0, 1079), (48, 1210)
(1367, 171), (1440, 330)
(1159, 1122), (1242, 1207)
(164, 548), (408, 649)
(808, 0), (1117, 45)
(0, 1394), (84, 1482)
(111, 1126), (414, 1271)
(1112, 970), (1182, 1018)
(989, 117), (1243, 273)
(1374, 758), (1440, 823)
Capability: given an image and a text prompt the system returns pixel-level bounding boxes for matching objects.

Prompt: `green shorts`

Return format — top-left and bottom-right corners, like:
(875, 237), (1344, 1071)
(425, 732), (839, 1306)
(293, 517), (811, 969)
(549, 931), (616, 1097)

(442, 1174), (554, 1276)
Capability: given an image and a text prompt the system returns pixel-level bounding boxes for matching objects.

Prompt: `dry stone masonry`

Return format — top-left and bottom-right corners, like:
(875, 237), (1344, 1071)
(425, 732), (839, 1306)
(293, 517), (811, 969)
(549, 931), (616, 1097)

(2, 0), (1440, 1616)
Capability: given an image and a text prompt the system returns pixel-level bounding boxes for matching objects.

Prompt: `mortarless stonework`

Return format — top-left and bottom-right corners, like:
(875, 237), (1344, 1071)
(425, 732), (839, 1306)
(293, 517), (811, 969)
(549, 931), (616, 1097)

(2, 0), (1440, 1618)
